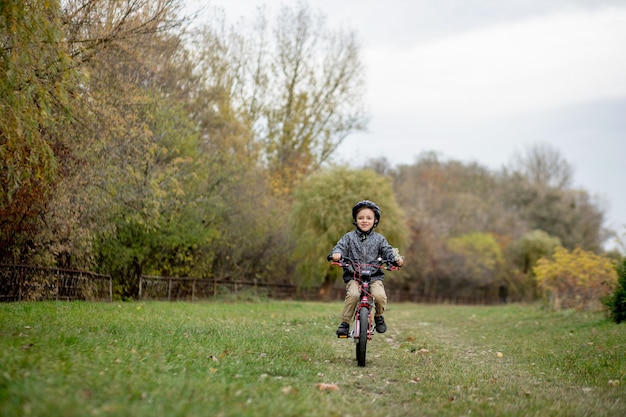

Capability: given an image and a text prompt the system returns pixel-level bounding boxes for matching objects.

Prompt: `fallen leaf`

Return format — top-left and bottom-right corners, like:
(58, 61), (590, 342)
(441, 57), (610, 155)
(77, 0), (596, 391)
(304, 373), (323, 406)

(281, 386), (297, 395)
(496, 352), (504, 358)
(316, 383), (339, 391)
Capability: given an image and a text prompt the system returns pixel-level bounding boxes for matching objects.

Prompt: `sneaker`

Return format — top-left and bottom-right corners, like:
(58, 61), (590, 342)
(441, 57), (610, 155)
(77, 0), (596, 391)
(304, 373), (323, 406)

(375, 315), (387, 333)
(336, 322), (349, 337)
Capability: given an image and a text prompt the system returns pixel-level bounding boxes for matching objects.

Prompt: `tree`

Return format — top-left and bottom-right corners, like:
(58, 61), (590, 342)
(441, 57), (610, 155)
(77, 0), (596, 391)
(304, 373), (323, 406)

(61, 0), (183, 67)
(502, 143), (608, 251)
(1, 0), (189, 266)
(507, 230), (562, 299)
(444, 233), (506, 299)
(0, 0), (80, 261)
(290, 167), (408, 296)
(534, 247), (617, 311)
(508, 142), (573, 190)
(44, 0), (223, 296)
(390, 153), (526, 299)
(194, 1), (367, 194)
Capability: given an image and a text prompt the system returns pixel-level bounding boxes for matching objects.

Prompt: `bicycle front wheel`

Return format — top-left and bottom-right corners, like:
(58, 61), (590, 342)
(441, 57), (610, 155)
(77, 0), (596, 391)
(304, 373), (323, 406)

(356, 307), (369, 367)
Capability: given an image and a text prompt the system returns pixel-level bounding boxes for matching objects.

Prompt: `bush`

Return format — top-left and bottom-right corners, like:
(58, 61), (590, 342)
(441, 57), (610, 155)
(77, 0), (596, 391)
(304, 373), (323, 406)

(534, 247), (617, 311)
(603, 258), (626, 323)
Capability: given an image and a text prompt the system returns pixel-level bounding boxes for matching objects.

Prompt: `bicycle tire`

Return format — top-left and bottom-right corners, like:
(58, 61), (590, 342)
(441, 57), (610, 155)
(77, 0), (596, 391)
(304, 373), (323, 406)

(356, 307), (369, 366)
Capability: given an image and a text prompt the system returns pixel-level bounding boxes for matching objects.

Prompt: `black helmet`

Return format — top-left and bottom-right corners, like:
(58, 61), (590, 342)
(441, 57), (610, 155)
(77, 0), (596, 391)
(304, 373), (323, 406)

(352, 200), (381, 227)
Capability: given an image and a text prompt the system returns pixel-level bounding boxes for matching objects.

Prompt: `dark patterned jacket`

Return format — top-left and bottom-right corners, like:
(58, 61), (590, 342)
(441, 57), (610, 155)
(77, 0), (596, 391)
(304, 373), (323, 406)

(330, 228), (397, 283)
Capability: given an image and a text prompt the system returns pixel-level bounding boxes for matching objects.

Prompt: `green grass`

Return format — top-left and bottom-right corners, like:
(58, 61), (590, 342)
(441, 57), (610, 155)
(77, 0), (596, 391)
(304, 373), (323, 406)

(0, 301), (624, 417)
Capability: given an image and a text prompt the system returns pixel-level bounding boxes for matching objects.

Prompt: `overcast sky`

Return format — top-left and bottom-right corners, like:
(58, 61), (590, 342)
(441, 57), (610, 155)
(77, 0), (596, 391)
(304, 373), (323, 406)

(186, 0), (626, 249)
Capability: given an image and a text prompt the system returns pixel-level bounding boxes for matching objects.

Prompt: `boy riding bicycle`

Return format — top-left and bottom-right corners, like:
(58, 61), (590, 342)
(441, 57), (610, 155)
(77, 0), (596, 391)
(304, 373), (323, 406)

(329, 200), (404, 337)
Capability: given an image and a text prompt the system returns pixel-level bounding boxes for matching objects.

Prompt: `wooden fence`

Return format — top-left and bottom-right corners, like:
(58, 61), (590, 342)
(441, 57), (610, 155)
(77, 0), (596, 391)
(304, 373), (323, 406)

(137, 275), (501, 304)
(138, 275), (342, 301)
(0, 264), (112, 302)
(0, 265), (503, 305)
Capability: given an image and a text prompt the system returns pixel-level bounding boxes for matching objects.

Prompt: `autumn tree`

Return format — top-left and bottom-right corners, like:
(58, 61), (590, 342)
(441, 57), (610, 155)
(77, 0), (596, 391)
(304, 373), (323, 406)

(290, 167), (408, 296)
(76, 8), (220, 296)
(7, 0), (218, 296)
(507, 230), (562, 299)
(0, 0), (80, 262)
(443, 233), (506, 299)
(390, 153), (525, 298)
(508, 142), (573, 190)
(394, 152), (525, 240)
(61, 0), (183, 66)
(194, 2), (367, 194)
(502, 143), (607, 251)
(0, 0), (189, 269)
(534, 247), (617, 311)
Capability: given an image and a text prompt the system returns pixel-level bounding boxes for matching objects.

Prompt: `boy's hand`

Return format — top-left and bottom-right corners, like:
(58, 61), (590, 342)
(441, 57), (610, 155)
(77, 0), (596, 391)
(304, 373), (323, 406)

(392, 247), (404, 267)
(331, 253), (341, 262)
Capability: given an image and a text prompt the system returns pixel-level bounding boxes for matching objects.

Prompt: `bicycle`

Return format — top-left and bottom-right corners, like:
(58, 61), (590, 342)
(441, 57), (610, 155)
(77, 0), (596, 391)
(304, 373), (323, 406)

(329, 256), (399, 367)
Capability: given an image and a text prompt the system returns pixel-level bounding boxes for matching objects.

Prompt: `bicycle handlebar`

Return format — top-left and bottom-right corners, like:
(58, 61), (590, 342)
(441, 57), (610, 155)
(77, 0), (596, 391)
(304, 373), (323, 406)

(328, 255), (401, 271)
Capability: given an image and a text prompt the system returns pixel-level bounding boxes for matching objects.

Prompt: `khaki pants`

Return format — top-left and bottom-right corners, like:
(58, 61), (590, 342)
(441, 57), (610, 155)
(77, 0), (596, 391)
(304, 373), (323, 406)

(341, 280), (387, 323)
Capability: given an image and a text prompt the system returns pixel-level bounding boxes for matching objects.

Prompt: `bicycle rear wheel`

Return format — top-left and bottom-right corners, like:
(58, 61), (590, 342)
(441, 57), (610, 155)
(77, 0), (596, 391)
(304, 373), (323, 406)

(356, 307), (369, 367)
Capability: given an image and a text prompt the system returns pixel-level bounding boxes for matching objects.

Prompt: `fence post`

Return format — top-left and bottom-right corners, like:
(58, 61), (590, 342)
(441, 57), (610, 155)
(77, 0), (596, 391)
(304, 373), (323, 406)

(192, 280), (195, 302)
(18, 265), (23, 301)
(138, 274), (143, 299)
(168, 278), (172, 301)
(109, 276), (113, 302)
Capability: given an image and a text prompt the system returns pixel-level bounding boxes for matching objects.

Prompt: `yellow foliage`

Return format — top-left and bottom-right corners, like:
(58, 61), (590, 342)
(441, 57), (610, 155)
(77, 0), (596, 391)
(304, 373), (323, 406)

(533, 247), (617, 310)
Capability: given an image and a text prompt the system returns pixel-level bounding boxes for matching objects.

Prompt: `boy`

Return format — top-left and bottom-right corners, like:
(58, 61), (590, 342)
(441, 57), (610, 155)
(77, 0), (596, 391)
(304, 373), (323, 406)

(329, 200), (404, 336)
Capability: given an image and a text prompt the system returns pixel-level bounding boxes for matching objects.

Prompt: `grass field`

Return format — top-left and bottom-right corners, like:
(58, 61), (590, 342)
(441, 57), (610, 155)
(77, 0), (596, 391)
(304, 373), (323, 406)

(0, 300), (624, 417)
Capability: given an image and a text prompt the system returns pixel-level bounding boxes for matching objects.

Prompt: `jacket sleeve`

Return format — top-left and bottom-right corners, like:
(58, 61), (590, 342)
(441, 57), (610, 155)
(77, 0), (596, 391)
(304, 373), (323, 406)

(379, 235), (397, 264)
(330, 233), (350, 258)
(330, 233), (355, 282)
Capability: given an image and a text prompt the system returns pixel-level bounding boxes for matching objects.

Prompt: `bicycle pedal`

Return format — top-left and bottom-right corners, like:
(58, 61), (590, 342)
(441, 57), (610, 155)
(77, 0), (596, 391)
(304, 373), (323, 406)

(337, 334), (349, 339)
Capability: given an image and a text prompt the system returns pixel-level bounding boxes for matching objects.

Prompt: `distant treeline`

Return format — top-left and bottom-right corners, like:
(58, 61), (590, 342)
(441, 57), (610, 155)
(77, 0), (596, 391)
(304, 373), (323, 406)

(1, 1), (620, 301)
